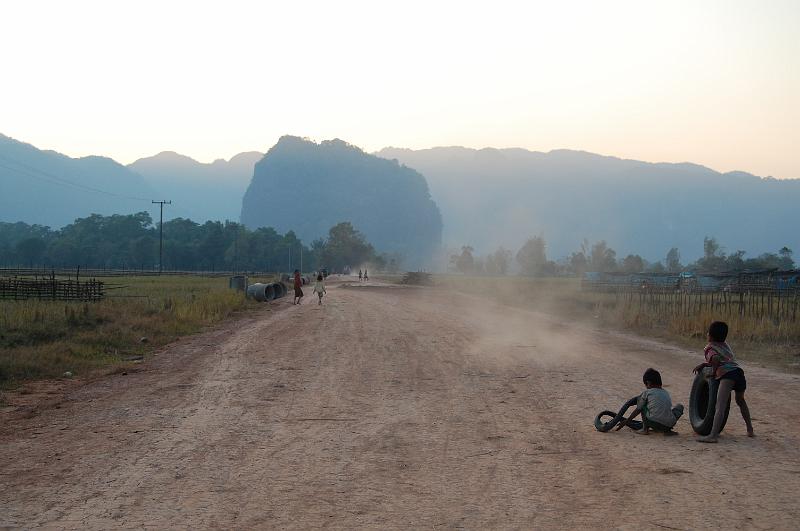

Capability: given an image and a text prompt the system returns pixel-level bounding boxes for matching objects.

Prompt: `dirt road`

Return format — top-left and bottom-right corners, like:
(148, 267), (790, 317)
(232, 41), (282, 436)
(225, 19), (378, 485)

(2, 280), (799, 529)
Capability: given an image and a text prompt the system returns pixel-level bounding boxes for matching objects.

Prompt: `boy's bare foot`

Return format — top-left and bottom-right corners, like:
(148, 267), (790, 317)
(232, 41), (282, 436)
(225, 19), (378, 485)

(697, 435), (718, 443)
(747, 430), (755, 437)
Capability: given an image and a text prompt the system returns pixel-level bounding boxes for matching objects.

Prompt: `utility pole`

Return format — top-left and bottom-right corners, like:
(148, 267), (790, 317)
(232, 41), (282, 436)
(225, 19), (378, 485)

(233, 223), (239, 274)
(152, 200), (171, 274)
(300, 244), (303, 274)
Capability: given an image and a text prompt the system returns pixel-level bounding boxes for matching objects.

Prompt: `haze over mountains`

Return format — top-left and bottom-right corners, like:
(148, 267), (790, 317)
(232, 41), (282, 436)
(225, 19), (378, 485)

(241, 136), (442, 268)
(2, 131), (798, 266)
(0, 133), (155, 228)
(130, 150), (263, 222)
(377, 146), (800, 262)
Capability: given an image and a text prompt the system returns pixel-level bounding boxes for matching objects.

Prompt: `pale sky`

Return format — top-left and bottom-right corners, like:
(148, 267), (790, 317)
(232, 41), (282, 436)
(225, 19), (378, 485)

(1, 0), (798, 178)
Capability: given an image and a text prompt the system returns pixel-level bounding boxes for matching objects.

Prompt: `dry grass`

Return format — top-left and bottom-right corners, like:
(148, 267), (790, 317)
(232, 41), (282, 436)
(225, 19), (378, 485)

(436, 274), (800, 371)
(0, 275), (276, 388)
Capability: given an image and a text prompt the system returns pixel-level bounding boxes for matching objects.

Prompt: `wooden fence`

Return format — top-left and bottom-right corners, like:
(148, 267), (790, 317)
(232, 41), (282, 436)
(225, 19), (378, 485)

(603, 287), (800, 323)
(0, 276), (105, 301)
(0, 267), (274, 278)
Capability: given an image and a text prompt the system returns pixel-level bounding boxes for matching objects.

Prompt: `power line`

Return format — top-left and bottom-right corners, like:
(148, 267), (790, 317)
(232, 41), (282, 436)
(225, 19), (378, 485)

(0, 154), (152, 201)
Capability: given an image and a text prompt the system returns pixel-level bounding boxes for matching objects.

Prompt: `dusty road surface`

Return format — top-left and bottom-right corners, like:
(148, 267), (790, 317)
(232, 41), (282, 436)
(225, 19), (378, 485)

(2, 280), (800, 529)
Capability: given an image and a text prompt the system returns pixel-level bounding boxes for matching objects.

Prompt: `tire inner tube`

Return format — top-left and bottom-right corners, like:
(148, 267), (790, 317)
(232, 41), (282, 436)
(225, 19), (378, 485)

(689, 369), (730, 436)
(594, 396), (643, 432)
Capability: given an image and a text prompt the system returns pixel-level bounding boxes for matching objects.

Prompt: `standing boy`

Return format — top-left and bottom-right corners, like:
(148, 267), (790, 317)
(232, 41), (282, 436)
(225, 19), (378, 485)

(693, 321), (754, 443)
(293, 269), (304, 305)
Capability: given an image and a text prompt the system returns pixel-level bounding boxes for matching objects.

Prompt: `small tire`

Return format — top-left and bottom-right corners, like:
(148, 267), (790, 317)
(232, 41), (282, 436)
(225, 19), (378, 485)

(689, 369), (730, 436)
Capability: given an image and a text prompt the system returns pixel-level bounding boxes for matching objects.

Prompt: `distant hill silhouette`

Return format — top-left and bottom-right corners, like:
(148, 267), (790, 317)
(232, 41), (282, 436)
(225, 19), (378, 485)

(0, 133), (155, 228)
(5, 130), (796, 265)
(129, 151), (263, 222)
(376, 146), (800, 261)
(242, 136), (442, 267)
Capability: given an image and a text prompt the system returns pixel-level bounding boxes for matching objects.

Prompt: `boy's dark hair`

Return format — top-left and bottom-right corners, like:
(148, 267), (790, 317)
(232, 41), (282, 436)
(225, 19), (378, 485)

(708, 321), (728, 342)
(643, 368), (662, 386)
(317, 274), (323, 281)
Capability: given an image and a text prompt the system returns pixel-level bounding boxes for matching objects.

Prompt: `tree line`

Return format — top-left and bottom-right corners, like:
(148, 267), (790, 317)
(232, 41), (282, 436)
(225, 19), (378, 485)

(0, 213), (392, 273)
(450, 236), (795, 276)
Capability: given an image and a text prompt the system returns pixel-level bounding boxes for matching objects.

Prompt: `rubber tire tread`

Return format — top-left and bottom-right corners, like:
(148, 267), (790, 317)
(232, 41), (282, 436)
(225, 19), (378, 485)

(594, 396), (643, 432)
(689, 371), (731, 436)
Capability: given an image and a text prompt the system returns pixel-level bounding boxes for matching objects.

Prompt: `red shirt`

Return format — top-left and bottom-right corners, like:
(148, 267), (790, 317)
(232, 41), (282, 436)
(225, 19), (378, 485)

(294, 274), (302, 289)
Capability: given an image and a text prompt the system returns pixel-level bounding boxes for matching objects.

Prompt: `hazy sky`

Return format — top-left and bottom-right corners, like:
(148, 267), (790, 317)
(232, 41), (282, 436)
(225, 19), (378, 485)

(2, 0), (798, 178)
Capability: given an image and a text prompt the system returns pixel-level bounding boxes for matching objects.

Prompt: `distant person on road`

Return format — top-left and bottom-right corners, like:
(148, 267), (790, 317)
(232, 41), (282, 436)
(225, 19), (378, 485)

(293, 269), (304, 305)
(693, 321), (754, 442)
(313, 273), (327, 305)
(358, 269), (363, 282)
(615, 368), (684, 435)
(363, 268), (368, 281)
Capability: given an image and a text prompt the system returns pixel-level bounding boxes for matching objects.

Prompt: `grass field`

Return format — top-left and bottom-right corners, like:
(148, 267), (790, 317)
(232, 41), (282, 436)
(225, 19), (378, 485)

(0, 275), (276, 389)
(435, 275), (800, 371)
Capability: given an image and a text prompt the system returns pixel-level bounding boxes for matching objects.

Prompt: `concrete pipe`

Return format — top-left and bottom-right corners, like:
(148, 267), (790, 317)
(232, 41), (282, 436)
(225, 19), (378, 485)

(229, 275), (248, 291)
(246, 283), (276, 302)
(270, 282), (285, 299)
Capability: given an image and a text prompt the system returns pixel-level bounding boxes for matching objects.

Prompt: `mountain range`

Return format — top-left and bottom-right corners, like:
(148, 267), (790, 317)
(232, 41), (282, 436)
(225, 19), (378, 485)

(377, 146), (800, 262)
(2, 131), (798, 264)
(0, 133), (155, 228)
(130, 150), (263, 222)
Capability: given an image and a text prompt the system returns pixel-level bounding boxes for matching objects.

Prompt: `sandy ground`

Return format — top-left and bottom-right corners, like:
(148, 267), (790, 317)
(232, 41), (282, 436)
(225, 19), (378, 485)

(2, 279), (800, 530)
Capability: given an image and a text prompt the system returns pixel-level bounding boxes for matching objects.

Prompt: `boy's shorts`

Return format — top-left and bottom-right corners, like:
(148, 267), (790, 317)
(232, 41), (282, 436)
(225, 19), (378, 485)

(719, 368), (747, 392)
(643, 404), (683, 432)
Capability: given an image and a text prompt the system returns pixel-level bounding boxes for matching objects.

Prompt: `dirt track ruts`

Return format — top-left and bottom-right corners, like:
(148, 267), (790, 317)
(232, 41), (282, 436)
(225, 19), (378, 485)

(2, 280), (799, 529)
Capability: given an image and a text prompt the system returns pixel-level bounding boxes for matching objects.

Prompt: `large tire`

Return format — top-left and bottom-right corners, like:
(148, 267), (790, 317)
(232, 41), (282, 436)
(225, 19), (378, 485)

(689, 369), (731, 435)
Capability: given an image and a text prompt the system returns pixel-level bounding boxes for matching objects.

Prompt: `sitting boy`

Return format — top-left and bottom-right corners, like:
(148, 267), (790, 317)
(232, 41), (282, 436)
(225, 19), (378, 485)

(615, 368), (684, 435)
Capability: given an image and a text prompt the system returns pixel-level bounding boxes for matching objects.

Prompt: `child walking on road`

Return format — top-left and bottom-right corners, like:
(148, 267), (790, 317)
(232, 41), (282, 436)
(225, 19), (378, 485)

(616, 368), (684, 435)
(313, 273), (326, 305)
(293, 270), (304, 305)
(693, 321), (755, 443)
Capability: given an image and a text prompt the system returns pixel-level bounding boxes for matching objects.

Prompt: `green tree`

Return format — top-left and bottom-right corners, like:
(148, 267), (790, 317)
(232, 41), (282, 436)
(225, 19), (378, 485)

(665, 247), (681, 272)
(320, 222), (375, 272)
(453, 245), (475, 274)
(621, 254), (645, 273)
(493, 247), (512, 275)
(129, 236), (156, 268)
(694, 236), (727, 272)
(16, 237), (46, 266)
(589, 240), (616, 272)
(517, 236), (547, 276)
(726, 250), (746, 271)
(569, 252), (588, 275)
(778, 247), (794, 269)
(198, 222), (228, 270)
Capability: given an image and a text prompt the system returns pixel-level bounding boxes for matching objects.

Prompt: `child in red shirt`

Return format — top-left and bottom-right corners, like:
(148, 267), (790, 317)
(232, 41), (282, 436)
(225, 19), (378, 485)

(693, 321), (755, 443)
